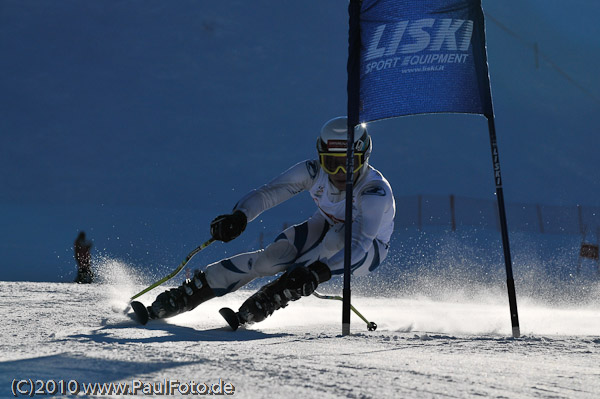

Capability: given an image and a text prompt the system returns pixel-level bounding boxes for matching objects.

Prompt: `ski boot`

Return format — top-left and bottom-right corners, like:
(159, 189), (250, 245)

(131, 270), (215, 325)
(220, 261), (331, 330)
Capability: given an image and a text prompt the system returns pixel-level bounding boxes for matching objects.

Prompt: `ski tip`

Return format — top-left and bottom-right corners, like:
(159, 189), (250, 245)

(131, 301), (150, 325)
(219, 307), (240, 331)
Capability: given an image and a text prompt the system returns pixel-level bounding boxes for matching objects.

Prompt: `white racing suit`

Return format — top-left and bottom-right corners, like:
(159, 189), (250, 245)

(204, 160), (395, 296)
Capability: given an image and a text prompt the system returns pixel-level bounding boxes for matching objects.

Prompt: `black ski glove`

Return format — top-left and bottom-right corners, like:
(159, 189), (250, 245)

(210, 210), (247, 242)
(287, 261), (332, 298)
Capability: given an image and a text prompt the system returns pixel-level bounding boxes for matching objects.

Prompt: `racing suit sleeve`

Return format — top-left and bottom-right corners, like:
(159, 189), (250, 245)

(326, 183), (394, 274)
(233, 160), (318, 222)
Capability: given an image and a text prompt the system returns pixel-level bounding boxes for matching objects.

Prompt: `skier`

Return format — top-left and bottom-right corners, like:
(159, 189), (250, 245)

(74, 231), (94, 283)
(133, 116), (395, 327)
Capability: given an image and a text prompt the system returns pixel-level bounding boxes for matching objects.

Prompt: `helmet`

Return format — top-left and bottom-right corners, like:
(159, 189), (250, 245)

(316, 116), (371, 175)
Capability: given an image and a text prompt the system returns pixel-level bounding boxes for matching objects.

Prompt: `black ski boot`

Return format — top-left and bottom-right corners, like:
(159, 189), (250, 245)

(220, 261), (331, 330)
(133, 270), (215, 325)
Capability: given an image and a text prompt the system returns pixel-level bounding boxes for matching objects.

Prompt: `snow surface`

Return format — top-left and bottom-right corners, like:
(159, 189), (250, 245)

(2, 259), (599, 398)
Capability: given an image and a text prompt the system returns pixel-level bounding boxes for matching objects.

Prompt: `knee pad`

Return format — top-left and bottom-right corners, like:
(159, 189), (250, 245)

(265, 239), (298, 263)
(252, 239), (298, 275)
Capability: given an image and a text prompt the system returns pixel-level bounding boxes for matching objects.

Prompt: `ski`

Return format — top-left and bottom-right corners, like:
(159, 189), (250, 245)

(219, 307), (241, 331)
(131, 301), (150, 325)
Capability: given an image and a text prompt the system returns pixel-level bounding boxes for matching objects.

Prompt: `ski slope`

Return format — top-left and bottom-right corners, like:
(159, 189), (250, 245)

(2, 260), (599, 398)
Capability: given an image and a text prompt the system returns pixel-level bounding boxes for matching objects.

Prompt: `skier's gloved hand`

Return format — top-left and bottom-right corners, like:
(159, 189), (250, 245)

(287, 261), (332, 298)
(210, 210), (247, 242)
(306, 260), (332, 291)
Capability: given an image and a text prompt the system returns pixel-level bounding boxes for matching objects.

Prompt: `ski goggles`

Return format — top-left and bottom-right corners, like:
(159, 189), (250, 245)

(319, 152), (364, 175)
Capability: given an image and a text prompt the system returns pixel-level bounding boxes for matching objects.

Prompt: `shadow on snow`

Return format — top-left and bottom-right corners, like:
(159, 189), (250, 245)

(0, 353), (197, 384)
(64, 318), (292, 345)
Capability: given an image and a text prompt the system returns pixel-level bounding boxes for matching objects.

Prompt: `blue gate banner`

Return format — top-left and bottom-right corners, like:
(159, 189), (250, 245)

(358, 0), (493, 122)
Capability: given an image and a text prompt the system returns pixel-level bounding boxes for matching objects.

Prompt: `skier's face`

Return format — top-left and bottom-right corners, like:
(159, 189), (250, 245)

(328, 169), (361, 191)
(319, 152), (362, 191)
(329, 170), (347, 191)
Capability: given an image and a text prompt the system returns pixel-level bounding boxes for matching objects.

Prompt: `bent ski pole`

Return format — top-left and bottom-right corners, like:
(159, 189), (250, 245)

(130, 238), (216, 301)
(312, 291), (377, 331)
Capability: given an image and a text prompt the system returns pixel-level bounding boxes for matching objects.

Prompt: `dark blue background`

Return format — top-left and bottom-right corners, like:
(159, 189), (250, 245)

(0, 0), (598, 282)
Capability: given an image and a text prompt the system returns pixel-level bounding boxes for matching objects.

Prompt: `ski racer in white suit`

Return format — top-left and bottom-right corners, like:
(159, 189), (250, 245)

(144, 117), (396, 325)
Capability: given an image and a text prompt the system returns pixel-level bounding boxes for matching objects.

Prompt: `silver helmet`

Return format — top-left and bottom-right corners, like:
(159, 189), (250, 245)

(316, 116), (371, 175)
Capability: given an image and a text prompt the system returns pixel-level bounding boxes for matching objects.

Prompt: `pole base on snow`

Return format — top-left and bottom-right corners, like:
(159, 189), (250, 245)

(342, 323), (350, 336)
(512, 326), (521, 338)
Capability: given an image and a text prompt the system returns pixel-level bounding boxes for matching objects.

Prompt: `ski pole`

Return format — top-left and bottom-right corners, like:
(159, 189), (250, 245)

(130, 238), (216, 301)
(312, 291), (377, 331)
